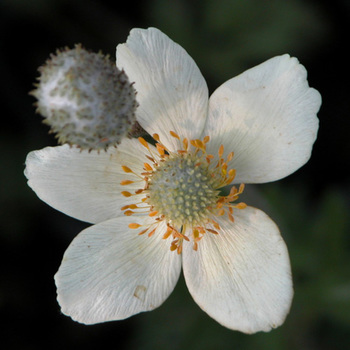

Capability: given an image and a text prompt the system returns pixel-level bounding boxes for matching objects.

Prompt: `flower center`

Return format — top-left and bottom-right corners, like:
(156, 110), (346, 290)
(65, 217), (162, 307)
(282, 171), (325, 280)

(120, 131), (246, 253)
(148, 152), (219, 227)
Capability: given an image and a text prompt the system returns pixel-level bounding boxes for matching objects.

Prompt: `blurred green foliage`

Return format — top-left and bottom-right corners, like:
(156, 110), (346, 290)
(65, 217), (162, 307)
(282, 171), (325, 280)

(149, 0), (328, 83)
(1, 0), (349, 349)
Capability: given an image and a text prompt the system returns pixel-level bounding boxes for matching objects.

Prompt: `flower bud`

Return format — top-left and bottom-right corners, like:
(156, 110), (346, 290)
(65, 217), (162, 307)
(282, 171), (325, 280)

(31, 44), (138, 151)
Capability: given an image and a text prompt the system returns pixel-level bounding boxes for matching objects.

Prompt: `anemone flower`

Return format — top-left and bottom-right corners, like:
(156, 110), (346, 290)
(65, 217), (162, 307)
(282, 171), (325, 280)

(25, 27), (321, 334)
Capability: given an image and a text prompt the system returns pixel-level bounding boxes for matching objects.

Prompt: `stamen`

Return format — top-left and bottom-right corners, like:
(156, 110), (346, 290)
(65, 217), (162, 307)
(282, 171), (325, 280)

(183, 138), (188, 151)
(121, 204), (138, 210)
(148, 228), (157, 237)
(144, 163), (153, 171)
(156, 143), (166, 156)
(129, 223), (141, 229)
(206, 154), (214, 163)
(218, 144), (224, 158)
(170, 131), (180, 139)
(153, 133), (160, 142)
(227, 151), (234, 162)
(228, 168), (236, 180)
(163, 226), (173, 239)
(145, 155), (156, 163)
(120, 132), (246, 253)
(218, 208), (225, 216)
(228, 212), (234, 222)
(170, 244), (177, 252)
(221, 163), (227, 176)
(138, 137), (149, 149)
(234, 202), (247, 209)
(138, 228), (149, 235)
(210, 219), (221, 230)
(122, 165), (133, 173)
(238, 183), (245, 193)
(121, 191), (133, 197)
(207, 229), (219, 235)
(120, 180), (134, 185)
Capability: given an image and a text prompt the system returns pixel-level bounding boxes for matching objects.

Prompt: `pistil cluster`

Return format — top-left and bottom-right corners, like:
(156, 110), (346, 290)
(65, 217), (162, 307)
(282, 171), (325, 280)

(120, 131), (246, 253)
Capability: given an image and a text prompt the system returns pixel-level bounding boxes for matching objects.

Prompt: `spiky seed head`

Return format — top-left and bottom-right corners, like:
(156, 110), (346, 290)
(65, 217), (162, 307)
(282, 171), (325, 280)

(31, 44), (138, 150)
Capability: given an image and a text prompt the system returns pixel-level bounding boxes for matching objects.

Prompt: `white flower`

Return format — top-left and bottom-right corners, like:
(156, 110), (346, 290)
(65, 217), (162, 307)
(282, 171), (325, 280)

(24, 27), (321, 334)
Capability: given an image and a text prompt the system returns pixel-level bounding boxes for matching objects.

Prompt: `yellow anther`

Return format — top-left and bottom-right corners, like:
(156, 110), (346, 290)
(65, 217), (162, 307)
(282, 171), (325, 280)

(211, 219), (221, 230)
(183, 138), (188, 151)
(226, 169), (236, 184)
(228, 212), (235, 222)
(138, 228), (149, 235)
(163, 227), (173, 239)
(228, 168), (236, 178)
(221, 163), (227, 176)
(190, 139), (197, 148)
(120, 180), (134, 185)
(121, 191), (132, 197)
(207, 228), (219, 235)
(227, 151), (234, 162)
(153, 133), (160, 142)
(238, 183), (245, 194)
(170, 244), (177, 251)
(129, 223), (141, 229)
(148, 228), (156, 237)
(144, 163), (153, 171)
(145, 155), (156, 163)
(216, 201), (224, 209)
(218, 208), (225, 216)
(170, 131), (180, 139)
(218, 144), (224, 158)
(229, 186), (238, 196)
(235, 202), (247, 209)
(194, 139), (206, 151)
(122, 165), (133, 173)
(206, 154), (214, 163)
(156, 143), (165, 156)
(138, 137), (149, 148)
(121, 204), (138, 210)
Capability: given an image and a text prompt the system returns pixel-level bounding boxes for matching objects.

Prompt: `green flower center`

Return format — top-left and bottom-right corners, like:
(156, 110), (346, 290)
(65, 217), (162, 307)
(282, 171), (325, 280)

(121, 132), (246, 253)
(148, 153), (219, 226)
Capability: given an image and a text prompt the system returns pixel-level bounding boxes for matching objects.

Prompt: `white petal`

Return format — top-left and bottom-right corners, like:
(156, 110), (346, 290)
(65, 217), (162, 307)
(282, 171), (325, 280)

(205, 55), (321, 183)
(55, 216), (182, 324)
(24, 138), (149, 223)
(117, 27), (208, 150)
(182, 206), (293, 334)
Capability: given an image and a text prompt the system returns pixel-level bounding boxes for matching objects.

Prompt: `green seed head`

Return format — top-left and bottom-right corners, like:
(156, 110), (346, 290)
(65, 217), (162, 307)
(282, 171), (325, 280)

(31, 44), (138, 150)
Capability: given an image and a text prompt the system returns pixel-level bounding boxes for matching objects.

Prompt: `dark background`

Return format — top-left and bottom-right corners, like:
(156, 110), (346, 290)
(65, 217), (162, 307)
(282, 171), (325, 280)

(1, 0), (349, 349)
